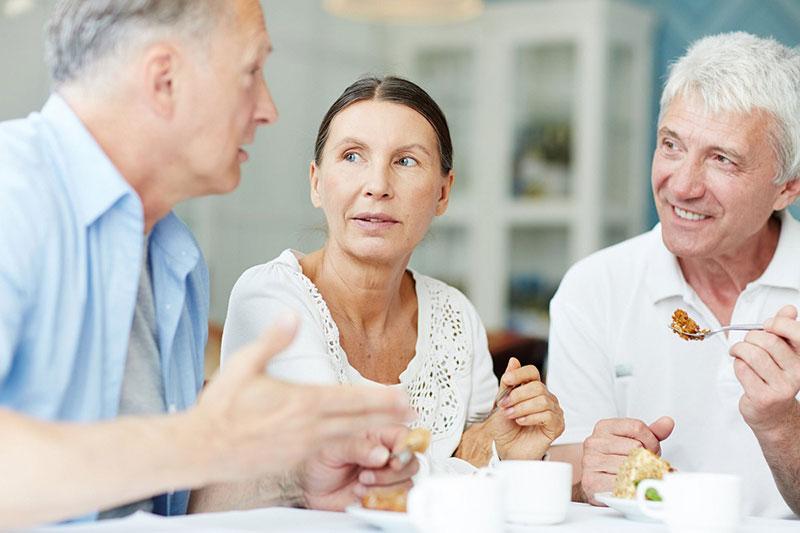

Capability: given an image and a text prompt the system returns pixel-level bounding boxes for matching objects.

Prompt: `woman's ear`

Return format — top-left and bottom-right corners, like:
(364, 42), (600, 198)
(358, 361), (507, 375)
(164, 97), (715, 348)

(435, 170), (455, 216)
(310, 161), (322, 208)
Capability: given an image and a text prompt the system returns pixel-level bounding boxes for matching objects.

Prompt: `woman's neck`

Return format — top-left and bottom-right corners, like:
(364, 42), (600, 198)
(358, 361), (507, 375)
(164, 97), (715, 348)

(300, 244), (415, 336)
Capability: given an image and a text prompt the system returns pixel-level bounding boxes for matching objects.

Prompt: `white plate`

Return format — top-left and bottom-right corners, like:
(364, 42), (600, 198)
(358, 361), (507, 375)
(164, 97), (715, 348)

(594, 492), (663, 522)
(345, 504), (412, 531)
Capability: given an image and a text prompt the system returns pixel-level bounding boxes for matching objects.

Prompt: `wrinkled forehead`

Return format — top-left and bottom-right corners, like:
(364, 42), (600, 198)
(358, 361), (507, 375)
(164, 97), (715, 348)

(219, 0), (270, 54)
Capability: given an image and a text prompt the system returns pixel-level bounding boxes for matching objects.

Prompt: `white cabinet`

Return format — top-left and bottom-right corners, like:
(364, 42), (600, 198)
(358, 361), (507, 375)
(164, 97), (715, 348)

(388, 0), (656, 335)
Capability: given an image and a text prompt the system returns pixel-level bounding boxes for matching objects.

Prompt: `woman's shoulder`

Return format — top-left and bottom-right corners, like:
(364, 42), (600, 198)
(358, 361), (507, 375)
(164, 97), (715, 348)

(231, 249), (312, 301)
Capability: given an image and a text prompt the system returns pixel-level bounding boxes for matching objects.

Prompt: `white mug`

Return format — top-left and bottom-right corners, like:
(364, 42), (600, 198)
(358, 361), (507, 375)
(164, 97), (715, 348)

(636, 472), (742, 533)
(407, 475), (503, 533)
(494, 460), (572, 525)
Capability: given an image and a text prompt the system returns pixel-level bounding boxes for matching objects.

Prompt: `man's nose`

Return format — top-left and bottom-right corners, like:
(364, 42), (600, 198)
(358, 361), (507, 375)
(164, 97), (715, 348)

(671, 157), (705, 198)
(254, 76), (278, 127)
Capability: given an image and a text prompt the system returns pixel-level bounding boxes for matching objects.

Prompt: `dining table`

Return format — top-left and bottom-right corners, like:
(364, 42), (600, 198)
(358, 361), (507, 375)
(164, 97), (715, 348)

(25, 503), (800, 532)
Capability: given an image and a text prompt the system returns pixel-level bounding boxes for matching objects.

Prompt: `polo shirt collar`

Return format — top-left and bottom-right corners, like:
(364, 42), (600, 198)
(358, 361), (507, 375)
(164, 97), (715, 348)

(645, 210), (800, 304)
(41, 93), (135, 228)
(752, 209), (800, 291)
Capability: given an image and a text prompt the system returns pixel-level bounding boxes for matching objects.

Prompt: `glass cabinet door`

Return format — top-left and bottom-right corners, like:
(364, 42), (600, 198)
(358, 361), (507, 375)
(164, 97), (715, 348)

(511, 43), (576, 201)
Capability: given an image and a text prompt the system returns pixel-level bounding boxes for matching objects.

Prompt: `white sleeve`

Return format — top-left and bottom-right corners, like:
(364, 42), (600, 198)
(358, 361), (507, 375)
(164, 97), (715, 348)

(546, 269), (617, 445)
(220, 264), (339, 384)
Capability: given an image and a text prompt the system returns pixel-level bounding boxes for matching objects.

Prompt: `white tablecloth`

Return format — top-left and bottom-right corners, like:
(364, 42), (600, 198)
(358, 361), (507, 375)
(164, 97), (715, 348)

(27, 504), (800, 532)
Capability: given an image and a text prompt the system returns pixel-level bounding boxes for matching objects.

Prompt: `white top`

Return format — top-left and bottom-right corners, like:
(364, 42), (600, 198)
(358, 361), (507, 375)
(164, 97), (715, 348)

(546, 210), (800, 519)
(221, 249), (499, 474)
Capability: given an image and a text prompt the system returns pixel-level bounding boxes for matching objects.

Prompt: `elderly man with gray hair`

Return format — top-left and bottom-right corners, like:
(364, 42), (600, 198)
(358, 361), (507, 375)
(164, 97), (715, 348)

(547, 31), (800, 518)
(0, 0), (419, 528)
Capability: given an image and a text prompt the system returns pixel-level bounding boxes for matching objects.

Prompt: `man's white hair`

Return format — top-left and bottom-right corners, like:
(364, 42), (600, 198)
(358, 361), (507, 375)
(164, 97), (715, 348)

(45, 0), (229, 90)
(659, 32), (800, 184)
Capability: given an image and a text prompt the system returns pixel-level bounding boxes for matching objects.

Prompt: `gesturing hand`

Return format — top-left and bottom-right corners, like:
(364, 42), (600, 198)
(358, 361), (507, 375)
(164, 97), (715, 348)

(581, 416), (674, 505)
(488, 358), (565, 461)
(192, 314), (413, 485)
(730, 305), (800, 439)
(299, 425), (420, 511)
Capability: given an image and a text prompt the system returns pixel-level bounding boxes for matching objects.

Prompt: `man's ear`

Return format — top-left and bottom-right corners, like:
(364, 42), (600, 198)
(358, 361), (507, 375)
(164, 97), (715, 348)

(141, 44), (181, 119)
(310, 161), (322, 208)
(773, 175), (800, 211)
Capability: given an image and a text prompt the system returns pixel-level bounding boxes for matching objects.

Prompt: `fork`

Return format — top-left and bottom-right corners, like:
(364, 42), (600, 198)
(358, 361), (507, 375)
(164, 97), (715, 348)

(669, 323), (763, 340)
(465, 384), (513, 424)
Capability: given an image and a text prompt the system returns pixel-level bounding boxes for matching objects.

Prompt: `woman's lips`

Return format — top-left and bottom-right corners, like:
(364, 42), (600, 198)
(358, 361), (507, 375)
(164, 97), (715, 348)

(351, 214), (399, 231)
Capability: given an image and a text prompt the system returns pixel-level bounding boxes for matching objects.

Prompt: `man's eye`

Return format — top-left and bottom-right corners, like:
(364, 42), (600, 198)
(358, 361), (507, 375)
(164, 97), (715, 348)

(714, 154), (733, 165)
(662, 138), (676, 150)
(344, 152), (361, 163)
(397, 157), (418, 167)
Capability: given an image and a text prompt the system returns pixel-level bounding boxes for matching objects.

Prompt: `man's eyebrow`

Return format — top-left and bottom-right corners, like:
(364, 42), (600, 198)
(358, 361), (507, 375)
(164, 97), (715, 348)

(658, 126), (745, 161)
(657, 126), (681, 140)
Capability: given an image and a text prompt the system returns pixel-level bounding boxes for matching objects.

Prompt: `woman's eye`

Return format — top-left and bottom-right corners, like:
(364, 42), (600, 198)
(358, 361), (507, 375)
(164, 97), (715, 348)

(344, 152), (361, 163)
(397, 156), (418, 167)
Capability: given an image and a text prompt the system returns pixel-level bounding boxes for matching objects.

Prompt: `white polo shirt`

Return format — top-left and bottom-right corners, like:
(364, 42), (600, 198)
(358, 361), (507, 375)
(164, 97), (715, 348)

(547, 210), (800, 519)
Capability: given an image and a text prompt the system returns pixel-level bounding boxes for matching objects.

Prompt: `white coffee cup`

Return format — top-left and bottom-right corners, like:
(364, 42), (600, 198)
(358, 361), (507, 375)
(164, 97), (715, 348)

(636, 472), (742, 533)
(494, 460), (572, 525)
(407, 475), (503, 533)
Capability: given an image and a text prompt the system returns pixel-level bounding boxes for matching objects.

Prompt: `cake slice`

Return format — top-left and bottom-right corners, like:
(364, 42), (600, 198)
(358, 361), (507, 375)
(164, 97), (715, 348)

(612, 447), (673, 499)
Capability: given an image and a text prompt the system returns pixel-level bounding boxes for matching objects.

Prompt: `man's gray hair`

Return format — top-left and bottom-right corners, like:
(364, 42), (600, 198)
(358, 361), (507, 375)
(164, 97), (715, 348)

(46, 0), (228, 88)
(659, 32), (800, 184)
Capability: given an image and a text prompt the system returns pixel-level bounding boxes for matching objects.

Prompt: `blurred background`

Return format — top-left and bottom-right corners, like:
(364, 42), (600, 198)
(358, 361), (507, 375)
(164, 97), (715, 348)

(1, 0), (798, 375)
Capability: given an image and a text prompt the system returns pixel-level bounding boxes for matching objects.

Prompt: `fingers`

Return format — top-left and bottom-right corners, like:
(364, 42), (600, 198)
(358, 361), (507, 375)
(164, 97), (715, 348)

(731, 337), (789, 385)
(648, 416), (675, 441)
(583, 449), (629, 474)
(500, 380), (546, 408)
(585, 433), (645, 456)
(316, 414), (415, 444)
(512, 410), (564, 436)
(501, 362), (541, 388)
(218, 313), (299, 386)
(594, 418), (662, 453)
(316, 385), (413, 419)
(358, 458), (419, 487)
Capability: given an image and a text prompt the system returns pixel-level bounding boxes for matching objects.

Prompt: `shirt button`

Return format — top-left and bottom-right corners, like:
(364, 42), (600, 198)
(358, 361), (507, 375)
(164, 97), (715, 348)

(165, 304), (172, 310)
(168, 404), (177, 414)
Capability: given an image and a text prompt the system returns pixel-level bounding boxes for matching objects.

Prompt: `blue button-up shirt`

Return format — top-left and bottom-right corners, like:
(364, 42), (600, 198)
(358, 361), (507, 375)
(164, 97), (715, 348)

(0, 95), (208, 519)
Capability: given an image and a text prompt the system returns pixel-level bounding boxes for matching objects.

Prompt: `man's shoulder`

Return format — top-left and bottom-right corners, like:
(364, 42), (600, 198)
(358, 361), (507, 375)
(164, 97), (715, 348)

(0, 112), (62, 209)
(558, 229), (658, 296)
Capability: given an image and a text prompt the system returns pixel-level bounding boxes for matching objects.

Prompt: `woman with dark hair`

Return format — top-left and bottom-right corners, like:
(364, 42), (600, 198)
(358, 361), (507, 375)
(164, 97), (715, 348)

(221, 76), (564, 478)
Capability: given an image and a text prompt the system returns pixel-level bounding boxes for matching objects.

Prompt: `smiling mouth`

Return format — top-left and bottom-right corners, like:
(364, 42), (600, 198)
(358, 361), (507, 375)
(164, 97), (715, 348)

(673, 205), (708, 221)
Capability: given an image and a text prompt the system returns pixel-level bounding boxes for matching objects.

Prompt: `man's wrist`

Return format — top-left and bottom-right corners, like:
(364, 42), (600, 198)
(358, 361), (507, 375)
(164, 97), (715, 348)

(752, 401), (800, 448)
(268, 468), (305, 508)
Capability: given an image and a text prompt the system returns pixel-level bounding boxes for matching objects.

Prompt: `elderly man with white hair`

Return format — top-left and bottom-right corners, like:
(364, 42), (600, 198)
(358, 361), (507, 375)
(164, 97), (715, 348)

(0, 0), (419, 528)
(547, 31), (800, 518)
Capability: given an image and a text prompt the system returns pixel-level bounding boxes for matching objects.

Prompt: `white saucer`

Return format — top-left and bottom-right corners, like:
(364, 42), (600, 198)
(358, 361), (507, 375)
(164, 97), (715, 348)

(594, 492), (663, 522)
(345, 504), (412, 531)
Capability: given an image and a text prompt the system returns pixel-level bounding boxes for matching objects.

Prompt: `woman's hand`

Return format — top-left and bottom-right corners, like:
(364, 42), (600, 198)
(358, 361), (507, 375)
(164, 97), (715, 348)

(487, 358), (564, 460)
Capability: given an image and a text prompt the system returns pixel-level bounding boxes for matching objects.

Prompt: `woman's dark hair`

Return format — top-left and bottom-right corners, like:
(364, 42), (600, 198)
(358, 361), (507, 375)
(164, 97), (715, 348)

(313, 76), (453, 175)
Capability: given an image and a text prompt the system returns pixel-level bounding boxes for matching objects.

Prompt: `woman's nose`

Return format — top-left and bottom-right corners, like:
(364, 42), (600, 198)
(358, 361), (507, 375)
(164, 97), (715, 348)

(364, 165), (393, 198)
